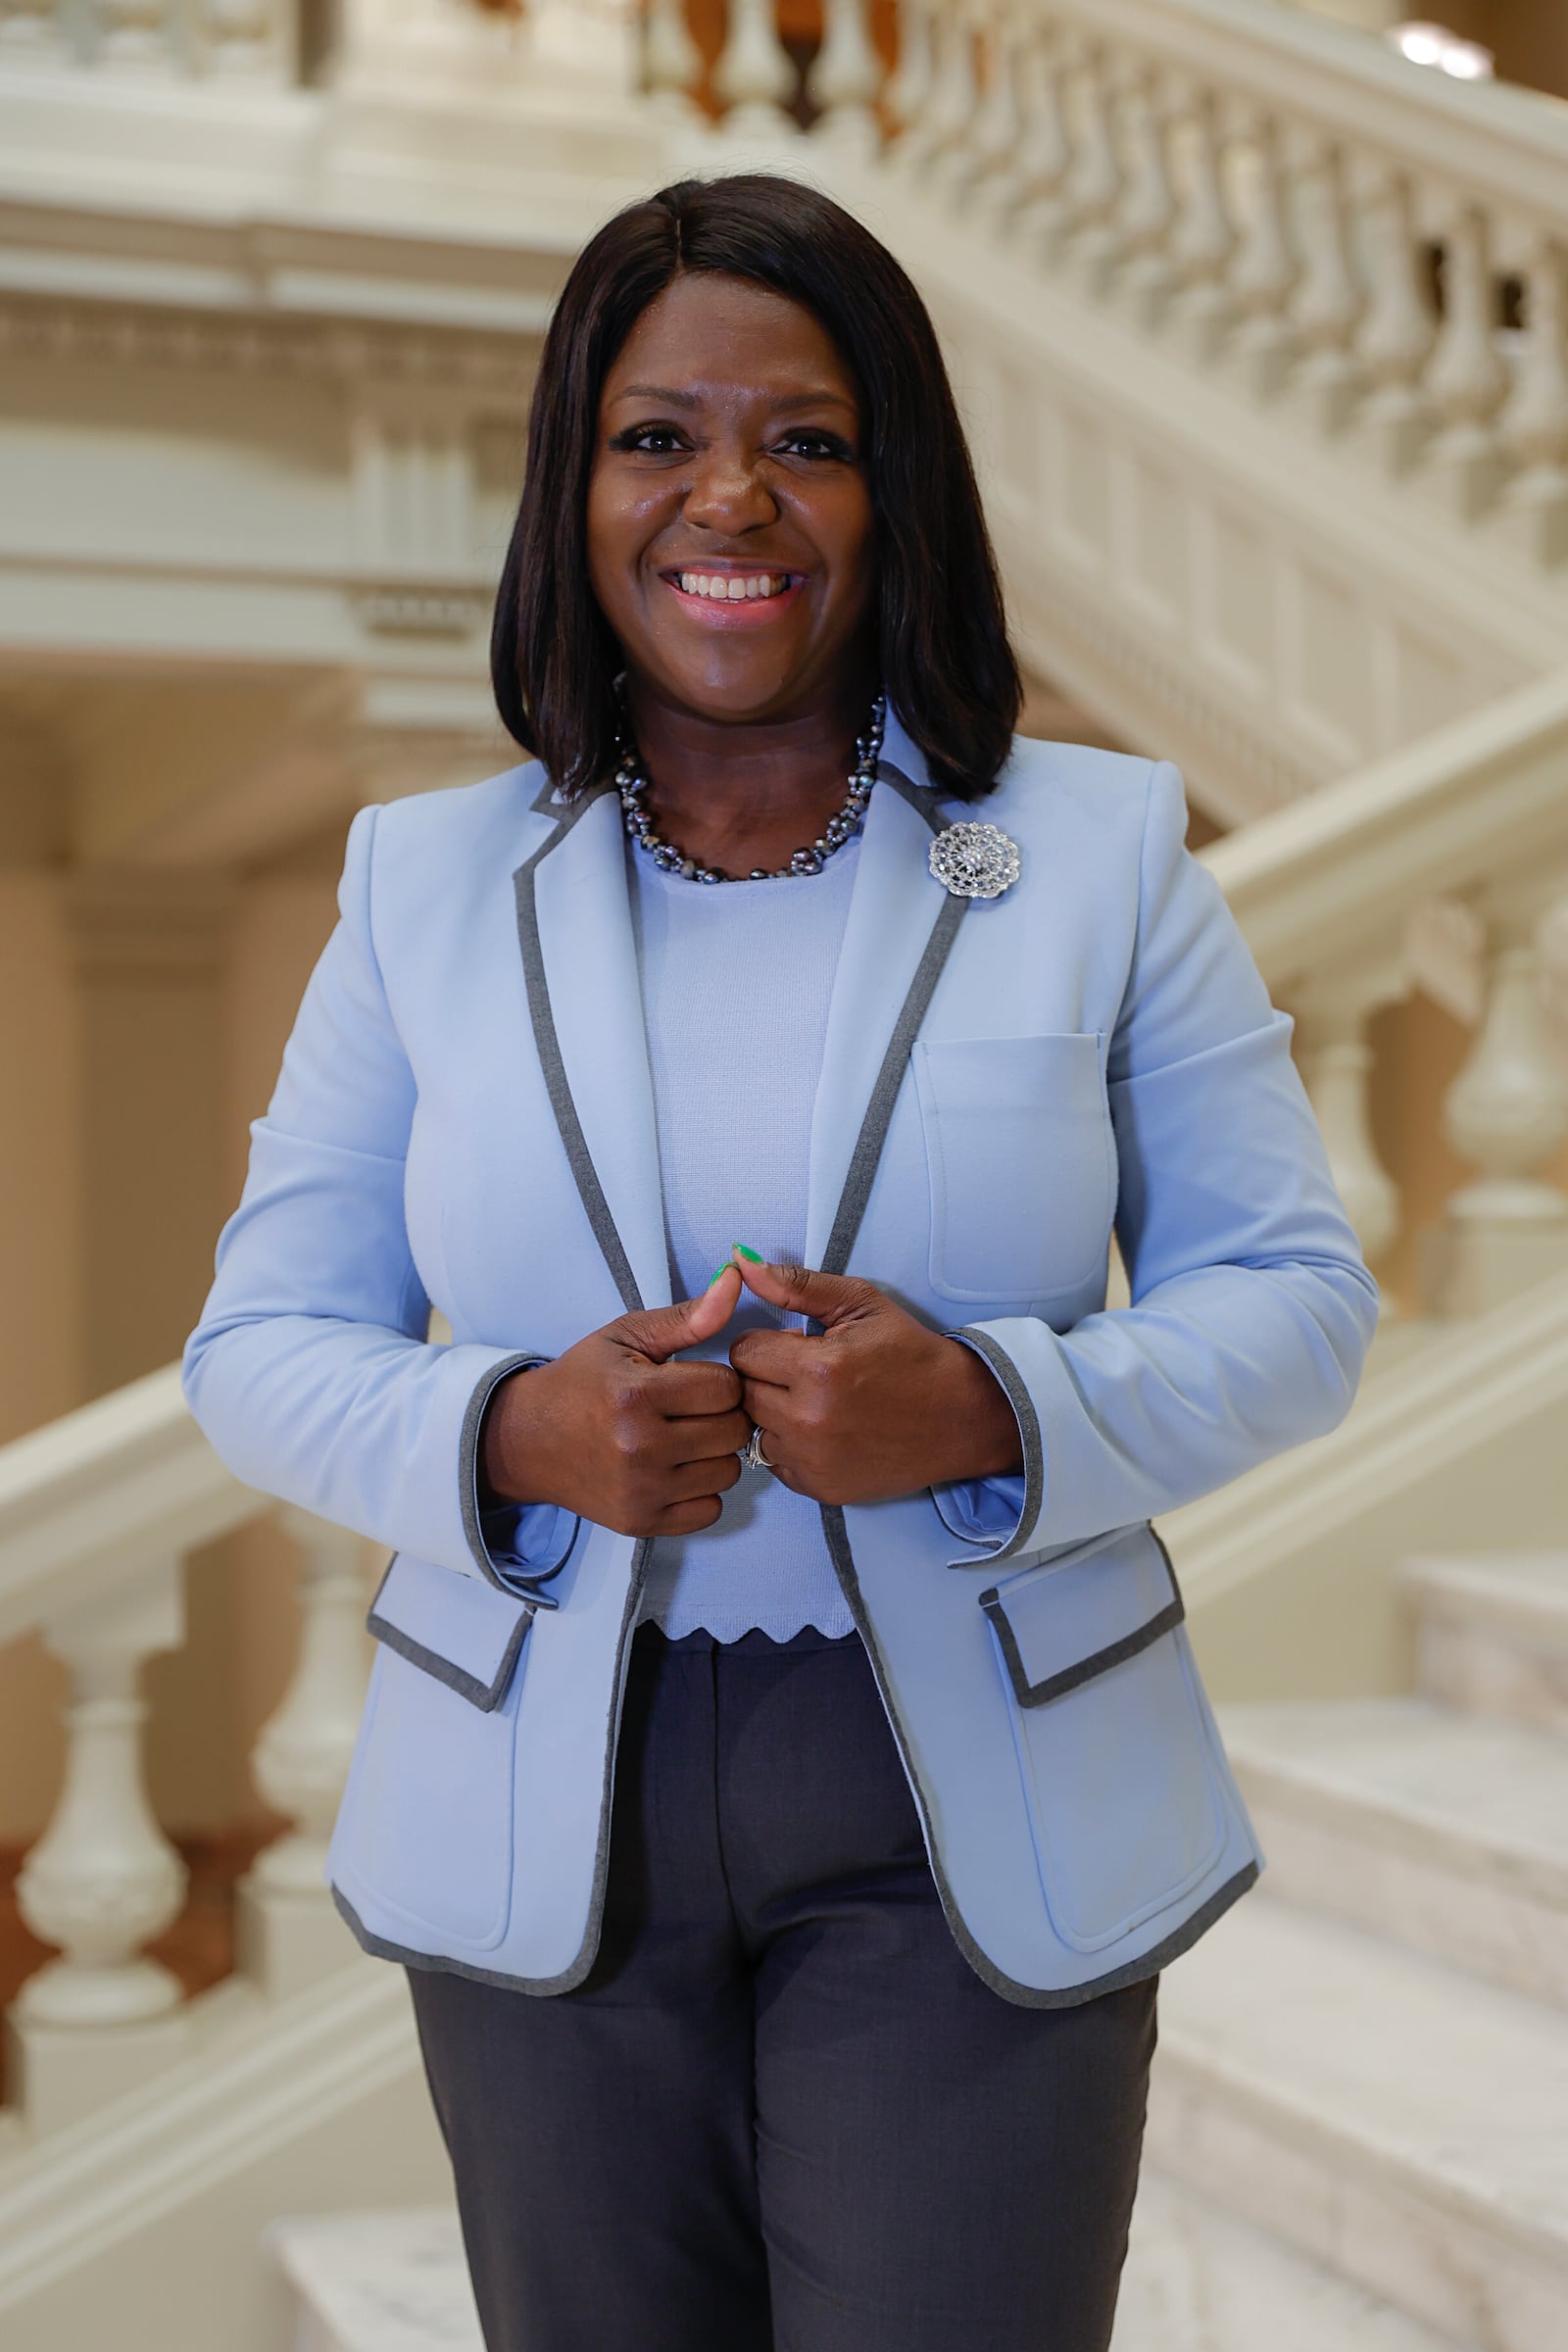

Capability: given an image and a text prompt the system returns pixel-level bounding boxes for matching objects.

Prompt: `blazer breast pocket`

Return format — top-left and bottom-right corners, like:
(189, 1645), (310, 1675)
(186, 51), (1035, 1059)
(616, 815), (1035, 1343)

(911, 1032), (1114, 1302)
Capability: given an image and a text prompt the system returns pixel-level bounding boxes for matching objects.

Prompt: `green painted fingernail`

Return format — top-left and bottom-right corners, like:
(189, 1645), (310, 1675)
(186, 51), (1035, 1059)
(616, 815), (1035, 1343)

(707, 1262), (733, 1288)
(731, 1243), (763, 1263)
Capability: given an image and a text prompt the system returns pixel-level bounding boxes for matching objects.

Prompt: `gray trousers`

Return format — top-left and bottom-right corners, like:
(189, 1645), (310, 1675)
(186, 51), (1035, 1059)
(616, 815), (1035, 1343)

(406, 1620), (1157, 2352)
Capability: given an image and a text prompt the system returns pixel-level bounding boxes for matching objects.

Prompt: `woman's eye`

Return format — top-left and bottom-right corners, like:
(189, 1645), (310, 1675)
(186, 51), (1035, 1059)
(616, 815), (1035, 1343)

(776, 430), (854, 461)
(610, 424), (687, 455)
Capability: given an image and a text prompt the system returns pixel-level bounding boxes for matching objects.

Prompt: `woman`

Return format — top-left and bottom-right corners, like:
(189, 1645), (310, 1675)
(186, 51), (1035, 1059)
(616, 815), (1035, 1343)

(183, 175), (1379, 2352)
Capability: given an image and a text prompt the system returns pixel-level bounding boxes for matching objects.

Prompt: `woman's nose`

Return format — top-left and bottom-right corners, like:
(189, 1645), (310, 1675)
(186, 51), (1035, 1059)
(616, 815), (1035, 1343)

(681, 446), (778, 533)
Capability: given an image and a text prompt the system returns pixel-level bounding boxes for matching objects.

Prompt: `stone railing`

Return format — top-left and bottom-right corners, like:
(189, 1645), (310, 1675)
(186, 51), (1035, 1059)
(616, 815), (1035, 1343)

(1205, 663), (1568, 1319)
(0, 1364), (371, 2135)
(655, 0), (1568, 577)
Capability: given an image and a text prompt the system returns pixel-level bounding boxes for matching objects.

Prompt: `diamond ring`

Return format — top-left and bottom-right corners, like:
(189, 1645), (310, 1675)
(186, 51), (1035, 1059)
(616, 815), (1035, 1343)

(743, 1426), (773, 1473)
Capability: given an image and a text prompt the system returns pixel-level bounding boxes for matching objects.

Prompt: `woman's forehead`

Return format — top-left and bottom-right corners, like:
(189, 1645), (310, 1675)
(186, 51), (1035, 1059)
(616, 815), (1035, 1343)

(604, 275), (857, 401)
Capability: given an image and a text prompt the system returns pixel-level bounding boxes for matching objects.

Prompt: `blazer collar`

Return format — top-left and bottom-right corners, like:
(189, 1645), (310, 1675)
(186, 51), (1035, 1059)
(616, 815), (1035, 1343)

(513, 703), (969, 1312)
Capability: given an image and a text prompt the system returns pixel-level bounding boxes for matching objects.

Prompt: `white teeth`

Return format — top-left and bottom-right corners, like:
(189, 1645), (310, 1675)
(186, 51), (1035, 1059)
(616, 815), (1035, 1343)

(676, 572), (789, 601)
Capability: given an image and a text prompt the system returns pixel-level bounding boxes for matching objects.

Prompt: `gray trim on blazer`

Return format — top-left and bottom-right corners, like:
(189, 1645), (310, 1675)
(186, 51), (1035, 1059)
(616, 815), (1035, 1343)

(459, 1349), (562, 1588)
(366, 1555), (537, 1713)
(980, 1579), (1186, 1710)
(942, 1328), (1046, 1561)
(817, 1500), (1257, 2006)
(816, 758), (970, 1279)
(513, 780), (645, 1315)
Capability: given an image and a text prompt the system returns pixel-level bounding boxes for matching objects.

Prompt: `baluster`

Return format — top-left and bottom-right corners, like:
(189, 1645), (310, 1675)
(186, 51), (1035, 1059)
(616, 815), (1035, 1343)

(237, 1509), (370, 1997)
(1288, 134), (1365, 433)
(808, 0), (882, 157)
(644, 0), (703, 117)
(1225, 107), (1298, 398)
(910, 0), (979, 192)
(956, 1), (1025, 215)
(885, 0), (934, 153)
(1425, 898), (1568, 1316)
(1352, 163), (1439, 475)
(1056, 32), (1125, 298)
(713, 0), (796, 138)
(95, 0), (173, 67)
(203, 0), (278, 76)
(0, 0), (62, 55)
(1166, 79), (1236, 364)
(1115, 57), (1178, 330)
(1009, 21), (1075, 263)
(1497, 232), (1568, 567)
(1297, 986), (1401, 1273)
(1421, 203), (1510, 520)
(15, 1564), (187, 2027)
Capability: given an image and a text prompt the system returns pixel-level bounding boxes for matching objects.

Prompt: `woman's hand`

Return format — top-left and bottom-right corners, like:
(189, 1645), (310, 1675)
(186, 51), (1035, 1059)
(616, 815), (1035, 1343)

(727, 1256), (1024, 1505)
(480, 1266), (753, 1538)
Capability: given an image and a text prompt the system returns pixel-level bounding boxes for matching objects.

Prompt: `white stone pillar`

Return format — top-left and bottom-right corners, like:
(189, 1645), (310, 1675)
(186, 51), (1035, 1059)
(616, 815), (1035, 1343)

(643, 0), (703, 116)
(1422, 202), (1510, 521)
(1425, 898), (1568, 1316)
(1352, 164), (1438, 474)
(712, 0), (796, 138)
(1297, 982), (1402, 1274)
(1225, 107), (1299, 399)
(1114, 59), (1178, 330)
(1056, 32), (1124, 298)
(9, 1559), (192, 2133)
(236, 1509), (370, 1997)
(1166, 79), (1236, 364)
(808, 0), (881, 157)
(1287, 133), (1365, 433)
(1498, 232), (1568, 568)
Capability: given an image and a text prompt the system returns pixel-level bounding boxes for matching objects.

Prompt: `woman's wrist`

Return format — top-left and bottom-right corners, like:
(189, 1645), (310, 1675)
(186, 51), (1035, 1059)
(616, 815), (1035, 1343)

(936, 1337), (1025, 1485)
(479, 1364), (555, 1512)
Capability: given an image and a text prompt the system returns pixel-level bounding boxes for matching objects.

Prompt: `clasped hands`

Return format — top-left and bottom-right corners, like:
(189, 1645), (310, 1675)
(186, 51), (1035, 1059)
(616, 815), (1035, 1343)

(479, 1250), (1024, 1542)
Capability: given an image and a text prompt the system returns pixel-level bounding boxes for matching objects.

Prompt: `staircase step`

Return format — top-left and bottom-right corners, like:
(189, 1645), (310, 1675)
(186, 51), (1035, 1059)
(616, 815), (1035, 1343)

(1220, 1696), (1568, 2006)
(1114, 2171), (1466, 2351)
(1398, 1553), (1568, 1736)
(1147, 1893), (1568, 2352)
(268, 2208), (481, 2351)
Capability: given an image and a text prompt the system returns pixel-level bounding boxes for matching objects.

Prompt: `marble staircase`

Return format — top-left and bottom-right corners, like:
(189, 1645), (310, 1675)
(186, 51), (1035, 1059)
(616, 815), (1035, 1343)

(271, 1553), (1568, 2352)
(1128, 1549), (1568, 2352)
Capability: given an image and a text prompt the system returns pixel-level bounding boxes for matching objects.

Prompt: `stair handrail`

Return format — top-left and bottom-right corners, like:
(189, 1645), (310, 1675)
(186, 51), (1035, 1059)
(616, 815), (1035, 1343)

(1204, 663), (1568, 990)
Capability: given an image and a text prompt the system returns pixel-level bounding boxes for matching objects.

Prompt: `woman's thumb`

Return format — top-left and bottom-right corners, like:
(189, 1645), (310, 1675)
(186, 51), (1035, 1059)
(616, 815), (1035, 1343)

(622, 1263), (740, 1362)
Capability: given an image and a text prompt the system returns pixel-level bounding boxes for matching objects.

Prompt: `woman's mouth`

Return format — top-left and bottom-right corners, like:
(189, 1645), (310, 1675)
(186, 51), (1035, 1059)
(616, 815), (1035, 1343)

(661, 569), (807, 622)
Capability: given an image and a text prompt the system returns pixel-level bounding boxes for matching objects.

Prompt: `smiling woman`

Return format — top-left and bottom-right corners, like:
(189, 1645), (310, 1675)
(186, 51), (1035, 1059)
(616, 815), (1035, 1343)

(181, 171), (1379, 2352)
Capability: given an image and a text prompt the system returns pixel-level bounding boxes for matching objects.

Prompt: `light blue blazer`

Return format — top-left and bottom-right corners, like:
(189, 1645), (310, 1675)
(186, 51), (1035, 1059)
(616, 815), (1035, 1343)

(182, 705), (1379, 2006)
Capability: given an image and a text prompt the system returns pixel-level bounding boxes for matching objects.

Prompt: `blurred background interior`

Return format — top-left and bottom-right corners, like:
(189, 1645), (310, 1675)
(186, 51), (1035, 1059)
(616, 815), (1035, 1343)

(1, 0), (1567, 2343)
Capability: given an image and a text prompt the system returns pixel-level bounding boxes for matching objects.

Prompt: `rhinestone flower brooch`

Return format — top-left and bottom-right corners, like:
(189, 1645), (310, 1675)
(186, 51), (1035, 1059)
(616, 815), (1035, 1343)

(928, 820), (1021, 901)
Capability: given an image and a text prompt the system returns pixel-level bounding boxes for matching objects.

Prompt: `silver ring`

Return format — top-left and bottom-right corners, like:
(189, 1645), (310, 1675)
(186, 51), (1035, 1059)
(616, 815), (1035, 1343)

(743, 1425), (773, 1473)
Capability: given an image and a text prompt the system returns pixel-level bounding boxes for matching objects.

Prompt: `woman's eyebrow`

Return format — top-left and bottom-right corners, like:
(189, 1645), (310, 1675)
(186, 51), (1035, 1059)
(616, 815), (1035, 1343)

(610, 383), (858, 415)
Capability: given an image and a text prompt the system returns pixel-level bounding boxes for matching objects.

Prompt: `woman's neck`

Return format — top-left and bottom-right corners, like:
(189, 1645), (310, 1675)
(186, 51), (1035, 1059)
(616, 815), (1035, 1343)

(623, 675), (878, 878)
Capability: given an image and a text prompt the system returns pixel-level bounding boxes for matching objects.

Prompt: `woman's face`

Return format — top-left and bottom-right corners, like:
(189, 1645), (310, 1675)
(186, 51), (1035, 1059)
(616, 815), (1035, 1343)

(587, 272), (877, 726)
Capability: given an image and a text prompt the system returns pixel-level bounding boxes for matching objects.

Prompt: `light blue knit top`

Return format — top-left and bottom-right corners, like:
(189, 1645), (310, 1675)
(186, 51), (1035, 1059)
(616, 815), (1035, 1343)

(625, 826), (858, 1642)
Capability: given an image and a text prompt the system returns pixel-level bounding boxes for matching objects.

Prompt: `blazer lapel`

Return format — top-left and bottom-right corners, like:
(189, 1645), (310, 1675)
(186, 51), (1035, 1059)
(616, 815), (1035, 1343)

(805, 719), (969, 1273)
(514, 779), (671, 1315)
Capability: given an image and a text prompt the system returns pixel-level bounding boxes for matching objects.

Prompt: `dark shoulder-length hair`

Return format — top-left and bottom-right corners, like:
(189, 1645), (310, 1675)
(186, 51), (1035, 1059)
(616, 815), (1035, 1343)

(491, 172), (1021, 801)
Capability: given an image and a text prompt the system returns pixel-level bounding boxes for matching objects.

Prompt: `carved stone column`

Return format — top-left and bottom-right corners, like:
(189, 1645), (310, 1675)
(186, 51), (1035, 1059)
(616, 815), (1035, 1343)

(236, 1509), (372, 1997)
(1424, 893), (1568, 1316)
(1296, 975), (1403, 1277)
(9, 1559), (192, 2134)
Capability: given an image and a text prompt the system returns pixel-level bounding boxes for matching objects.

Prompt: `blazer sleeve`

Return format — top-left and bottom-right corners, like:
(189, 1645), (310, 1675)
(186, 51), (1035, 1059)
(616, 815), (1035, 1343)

(180, 802), (577, 1596)
(936, 757), (1380, 1563)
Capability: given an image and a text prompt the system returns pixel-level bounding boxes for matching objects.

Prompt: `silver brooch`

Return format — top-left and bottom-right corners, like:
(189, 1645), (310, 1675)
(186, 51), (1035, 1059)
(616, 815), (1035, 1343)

(928, 821), (1021, 901)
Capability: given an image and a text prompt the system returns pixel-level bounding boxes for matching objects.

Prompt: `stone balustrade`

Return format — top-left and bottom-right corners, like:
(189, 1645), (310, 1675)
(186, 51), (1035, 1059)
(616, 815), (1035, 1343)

(0, 1368), (373, 2133)
(656, 0), (1568, 574)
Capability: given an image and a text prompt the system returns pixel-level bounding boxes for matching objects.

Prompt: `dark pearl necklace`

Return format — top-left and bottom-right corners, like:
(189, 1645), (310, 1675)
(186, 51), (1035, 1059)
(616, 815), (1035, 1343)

(614, 694), (885, 883)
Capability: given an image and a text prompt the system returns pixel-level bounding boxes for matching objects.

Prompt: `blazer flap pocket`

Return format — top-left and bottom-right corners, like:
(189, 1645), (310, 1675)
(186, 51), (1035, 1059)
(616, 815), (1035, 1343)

(980, 1524), (1183, 1708)
(367, 1553), (536, 1714)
